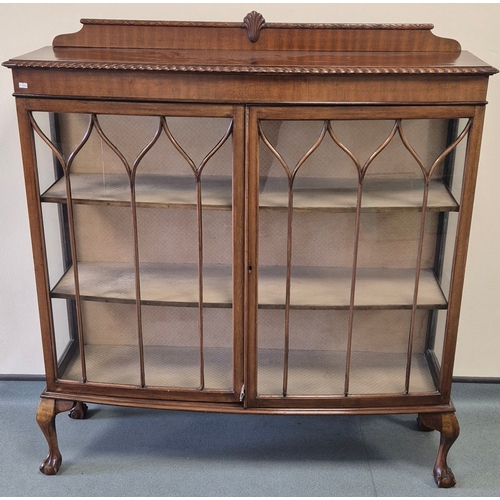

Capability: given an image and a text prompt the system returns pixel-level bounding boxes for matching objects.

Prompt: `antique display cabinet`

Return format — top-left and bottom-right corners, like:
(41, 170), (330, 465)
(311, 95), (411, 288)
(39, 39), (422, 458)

(3, 12), (497, 486)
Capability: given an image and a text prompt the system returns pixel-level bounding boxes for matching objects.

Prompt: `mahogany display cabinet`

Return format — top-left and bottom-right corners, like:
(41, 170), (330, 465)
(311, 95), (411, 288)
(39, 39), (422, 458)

(4, 12), (497, 486)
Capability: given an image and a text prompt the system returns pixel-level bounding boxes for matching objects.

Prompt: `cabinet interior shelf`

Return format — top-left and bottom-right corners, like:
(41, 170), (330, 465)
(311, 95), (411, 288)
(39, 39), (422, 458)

(61, 344), (233, 389)
(41, 174), (458, 212)
(259, 177), (458, 212)
(59, 344), (436, 396)
(52, 262), (234, 308)
(42, 174), (233, 210)
(51, 262), (447, 309)
(257, 349), (436, 395)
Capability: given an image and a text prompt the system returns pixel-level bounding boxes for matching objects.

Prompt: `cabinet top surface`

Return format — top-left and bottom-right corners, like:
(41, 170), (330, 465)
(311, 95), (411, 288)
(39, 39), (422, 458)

(3, 12), (498, 76)
(5, 46), (496, 76)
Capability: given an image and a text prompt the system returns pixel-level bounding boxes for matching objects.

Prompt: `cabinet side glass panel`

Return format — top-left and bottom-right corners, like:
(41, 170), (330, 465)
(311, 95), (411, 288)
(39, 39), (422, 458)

(426, 118), (468, 381)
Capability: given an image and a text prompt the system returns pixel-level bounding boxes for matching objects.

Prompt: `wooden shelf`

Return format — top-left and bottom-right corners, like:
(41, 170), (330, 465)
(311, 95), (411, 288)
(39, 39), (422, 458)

(51, 262), (233, 307)
(259, 266), (446, 309)
(257, 349), (436, 395)
(59, 343), (435, 395)
(60, 344), (233, 389)
(41, 174), (457, 212)
(259, 177), (458, 212)
(41, 174), (233, 210)
(51, 262), (446, 309)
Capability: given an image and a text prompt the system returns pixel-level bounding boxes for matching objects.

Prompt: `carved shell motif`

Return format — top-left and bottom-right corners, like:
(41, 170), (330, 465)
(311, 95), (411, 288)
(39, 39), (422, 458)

(243, 11), (266, 43)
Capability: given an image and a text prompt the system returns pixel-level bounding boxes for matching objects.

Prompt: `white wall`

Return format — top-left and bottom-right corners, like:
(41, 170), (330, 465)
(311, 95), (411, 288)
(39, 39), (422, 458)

(1, 3), (499, 377)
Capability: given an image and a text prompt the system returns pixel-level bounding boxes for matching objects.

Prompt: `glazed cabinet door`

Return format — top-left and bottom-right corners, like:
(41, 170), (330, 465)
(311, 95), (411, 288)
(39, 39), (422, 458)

(246, 105), (479, 409)
(18, 99), (244, 403)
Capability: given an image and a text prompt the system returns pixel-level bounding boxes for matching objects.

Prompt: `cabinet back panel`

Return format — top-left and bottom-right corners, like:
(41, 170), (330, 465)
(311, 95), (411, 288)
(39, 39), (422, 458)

(79, 302), (232, 348)
(260, 211), (439, 269)
(257, 309), (427, 352)
(74, 205), (233, 265)
(259, 119), (449, 180)
(56, 113), (233, 177)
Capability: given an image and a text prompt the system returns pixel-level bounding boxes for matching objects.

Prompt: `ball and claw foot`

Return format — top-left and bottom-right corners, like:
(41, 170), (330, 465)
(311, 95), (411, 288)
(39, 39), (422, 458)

(69, 402), (88, 419)
(39, 451), (62, 475)
(434, 464), (456, 488)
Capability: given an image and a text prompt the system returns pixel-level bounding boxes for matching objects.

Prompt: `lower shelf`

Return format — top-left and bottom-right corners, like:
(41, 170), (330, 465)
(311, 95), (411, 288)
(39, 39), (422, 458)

(61, 345), (233, 390)
(258, 349), (436, 396)
(59, 344), (436, 397)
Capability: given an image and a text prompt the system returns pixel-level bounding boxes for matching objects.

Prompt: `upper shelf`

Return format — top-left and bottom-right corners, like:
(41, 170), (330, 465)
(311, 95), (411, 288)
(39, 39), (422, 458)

(3, 11), (497, 76)
(260, 177), (458, 212)
(41, 173), (458, 212)
(42, 174), (233, 210)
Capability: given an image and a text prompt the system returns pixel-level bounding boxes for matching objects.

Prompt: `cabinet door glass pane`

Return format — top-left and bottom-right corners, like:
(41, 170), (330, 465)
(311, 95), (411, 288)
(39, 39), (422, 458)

(256, 116), (468, 398)
(33, 110), (236, 394)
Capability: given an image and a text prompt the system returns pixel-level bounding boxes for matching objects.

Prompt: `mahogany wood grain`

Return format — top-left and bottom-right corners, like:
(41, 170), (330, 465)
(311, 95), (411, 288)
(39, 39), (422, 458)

(41, 390), (454, 415)
(50, 16), (462, 53)
(418, 412), (460, 487)
(438, 106), (486, 402)
(8, 69), (493, 104)
(8, 47), (492, 72)
(245, 106), (260, 406)
(231, 105), (246, 401)
(15, 99), (59, 390)
(36, 398), (77, 475)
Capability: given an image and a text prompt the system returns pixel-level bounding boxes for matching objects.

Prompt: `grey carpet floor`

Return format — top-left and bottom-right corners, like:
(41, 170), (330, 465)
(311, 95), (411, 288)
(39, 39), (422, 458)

(0, 381), (499, 496)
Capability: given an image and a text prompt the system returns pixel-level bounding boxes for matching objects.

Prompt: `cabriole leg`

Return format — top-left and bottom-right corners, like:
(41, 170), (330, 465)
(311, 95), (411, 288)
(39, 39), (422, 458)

(418, 412), (460, 488)
(416, 414), (434, 432)
(36, 398), (75, 475)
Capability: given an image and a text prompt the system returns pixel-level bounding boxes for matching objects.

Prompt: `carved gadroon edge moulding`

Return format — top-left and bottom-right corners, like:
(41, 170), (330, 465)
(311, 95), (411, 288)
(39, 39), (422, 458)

(4, 60), (497, 75)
